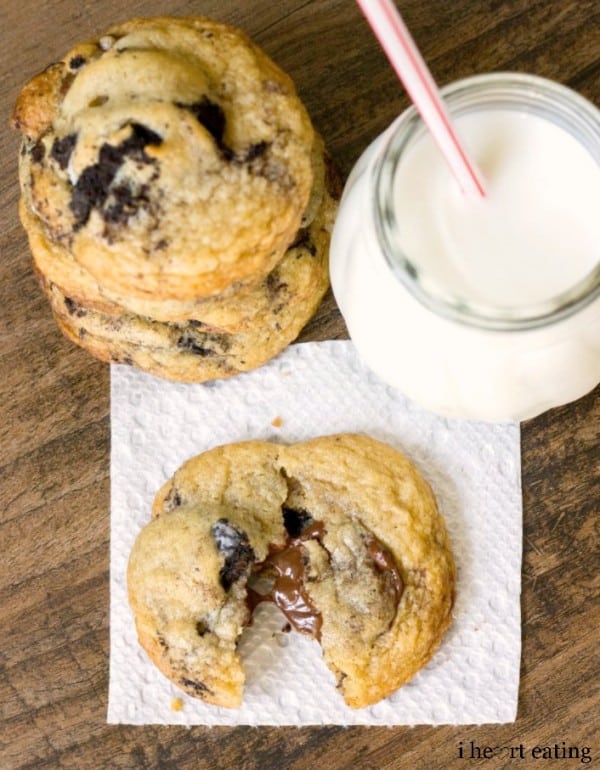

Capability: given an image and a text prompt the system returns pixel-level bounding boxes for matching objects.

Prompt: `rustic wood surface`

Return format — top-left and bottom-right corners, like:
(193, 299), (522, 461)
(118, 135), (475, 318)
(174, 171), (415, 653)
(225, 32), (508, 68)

(1, 1), (598, 768)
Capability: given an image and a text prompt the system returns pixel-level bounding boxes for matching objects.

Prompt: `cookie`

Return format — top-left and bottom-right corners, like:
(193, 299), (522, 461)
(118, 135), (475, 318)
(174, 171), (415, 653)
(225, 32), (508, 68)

(38, 179), (333, 381)
(14, 16), (315, 299)
(128, 435), (455, 708)
(20, 138), (334, 329)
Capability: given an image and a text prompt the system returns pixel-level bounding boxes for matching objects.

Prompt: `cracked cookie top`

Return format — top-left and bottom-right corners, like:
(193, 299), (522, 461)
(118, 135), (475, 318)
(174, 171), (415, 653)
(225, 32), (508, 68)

(14, 16), (315, 299)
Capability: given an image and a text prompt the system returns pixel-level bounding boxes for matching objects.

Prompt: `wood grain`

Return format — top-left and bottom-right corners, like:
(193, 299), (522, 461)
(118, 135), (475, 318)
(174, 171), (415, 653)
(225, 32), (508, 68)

(1, 1), (598, 768)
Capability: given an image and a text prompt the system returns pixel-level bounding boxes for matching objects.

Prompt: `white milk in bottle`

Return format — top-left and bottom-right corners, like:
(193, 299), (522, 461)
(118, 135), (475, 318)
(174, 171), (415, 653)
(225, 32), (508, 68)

(330, 74), (600, 421)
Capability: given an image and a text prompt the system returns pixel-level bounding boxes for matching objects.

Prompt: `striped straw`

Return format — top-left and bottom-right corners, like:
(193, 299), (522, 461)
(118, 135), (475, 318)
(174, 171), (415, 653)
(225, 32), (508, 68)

(356, 0), (486, 197)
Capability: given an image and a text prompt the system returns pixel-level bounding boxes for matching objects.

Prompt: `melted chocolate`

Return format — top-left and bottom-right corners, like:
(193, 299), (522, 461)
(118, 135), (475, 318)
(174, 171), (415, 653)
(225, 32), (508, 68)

(248, 520), (325, 640)
(365, 535), (404, 606)
(247, 521), (404, 640)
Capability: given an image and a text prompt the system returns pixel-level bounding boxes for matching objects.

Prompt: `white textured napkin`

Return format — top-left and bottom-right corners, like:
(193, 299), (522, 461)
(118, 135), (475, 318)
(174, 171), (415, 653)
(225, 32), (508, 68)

(107, 340), (521, 726)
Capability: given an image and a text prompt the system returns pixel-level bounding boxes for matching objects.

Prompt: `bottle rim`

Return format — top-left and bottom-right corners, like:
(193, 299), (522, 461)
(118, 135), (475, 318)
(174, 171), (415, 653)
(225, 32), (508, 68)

(373, 72), (600, 331)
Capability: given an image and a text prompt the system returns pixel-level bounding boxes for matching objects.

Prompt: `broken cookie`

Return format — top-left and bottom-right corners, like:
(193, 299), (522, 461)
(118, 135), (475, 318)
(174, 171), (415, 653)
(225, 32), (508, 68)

(127, 434), (455, 709)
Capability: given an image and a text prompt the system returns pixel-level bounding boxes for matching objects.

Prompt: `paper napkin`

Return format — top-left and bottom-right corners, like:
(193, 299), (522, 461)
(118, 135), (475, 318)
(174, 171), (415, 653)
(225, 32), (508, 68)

(108, 340), (521, 726)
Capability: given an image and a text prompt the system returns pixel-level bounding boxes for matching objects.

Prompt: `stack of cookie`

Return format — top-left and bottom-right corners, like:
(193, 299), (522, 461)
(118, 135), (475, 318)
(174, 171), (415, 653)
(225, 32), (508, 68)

(13, 16), (338, 382)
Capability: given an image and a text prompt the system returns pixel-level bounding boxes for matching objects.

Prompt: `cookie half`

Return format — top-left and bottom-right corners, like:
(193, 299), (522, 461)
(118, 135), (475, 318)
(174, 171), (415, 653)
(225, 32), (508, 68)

(14, 16), (315, 299)
(128, 435), (455, 708)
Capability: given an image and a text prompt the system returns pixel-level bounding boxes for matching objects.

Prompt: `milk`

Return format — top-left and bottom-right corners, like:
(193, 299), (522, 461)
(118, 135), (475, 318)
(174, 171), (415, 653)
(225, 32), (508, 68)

(393, 110), (600, 308)
(330, 74), (600, 421)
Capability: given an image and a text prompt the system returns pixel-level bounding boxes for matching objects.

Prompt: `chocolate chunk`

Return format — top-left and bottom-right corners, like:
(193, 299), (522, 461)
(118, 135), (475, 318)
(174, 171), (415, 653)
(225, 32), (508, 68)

(365, 535), (404, 607)
(282, 506), (314, 538)
(211, 519), (255, 591)
(69, 55), (86, 69)
(51, 133), (76, 170)
(70, 122), (162, 227)
(180, 677), (211, 694)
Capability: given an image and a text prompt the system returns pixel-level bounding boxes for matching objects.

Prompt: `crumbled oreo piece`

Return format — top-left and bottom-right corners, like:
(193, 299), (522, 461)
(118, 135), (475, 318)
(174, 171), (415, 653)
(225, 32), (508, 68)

(51, 133), (77, 170)
(103, 183), (150, 225)
(177, 97), (226, 145)
(70, 122), (162, 227)
(211, 518), (255, 591)
(177, 329), (231, 356)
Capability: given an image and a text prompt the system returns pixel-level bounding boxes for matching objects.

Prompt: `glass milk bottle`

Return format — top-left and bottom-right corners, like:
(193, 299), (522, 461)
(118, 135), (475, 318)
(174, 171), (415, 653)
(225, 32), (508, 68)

(330, 73), (600, 422)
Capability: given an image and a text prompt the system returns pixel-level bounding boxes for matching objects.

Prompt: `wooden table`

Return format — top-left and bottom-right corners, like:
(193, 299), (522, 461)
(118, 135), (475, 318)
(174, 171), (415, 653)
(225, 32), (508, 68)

(1, 1), (598, 768)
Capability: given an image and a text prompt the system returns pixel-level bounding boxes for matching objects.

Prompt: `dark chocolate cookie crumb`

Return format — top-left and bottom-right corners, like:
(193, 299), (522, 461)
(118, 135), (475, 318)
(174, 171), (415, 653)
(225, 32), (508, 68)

(163, 486), (182, 511)
(31, 140), (46, 163)
(69, 55), (86, 70)
(195, 620), (208, 636)
(243, 141), (269, 162)
(211, 518), (255, 591)
(282, 506), (314, 538)
(63, 296), (86, 317)
(265, 271), (288, 298)
(176, 332), (216, 357)
(180, 677), (211, 695)
(290, 227), (317, 256)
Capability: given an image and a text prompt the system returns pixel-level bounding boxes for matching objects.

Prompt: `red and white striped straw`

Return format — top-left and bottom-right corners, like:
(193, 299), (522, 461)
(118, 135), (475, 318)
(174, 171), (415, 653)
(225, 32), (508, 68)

(355, 0), (486, 197)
